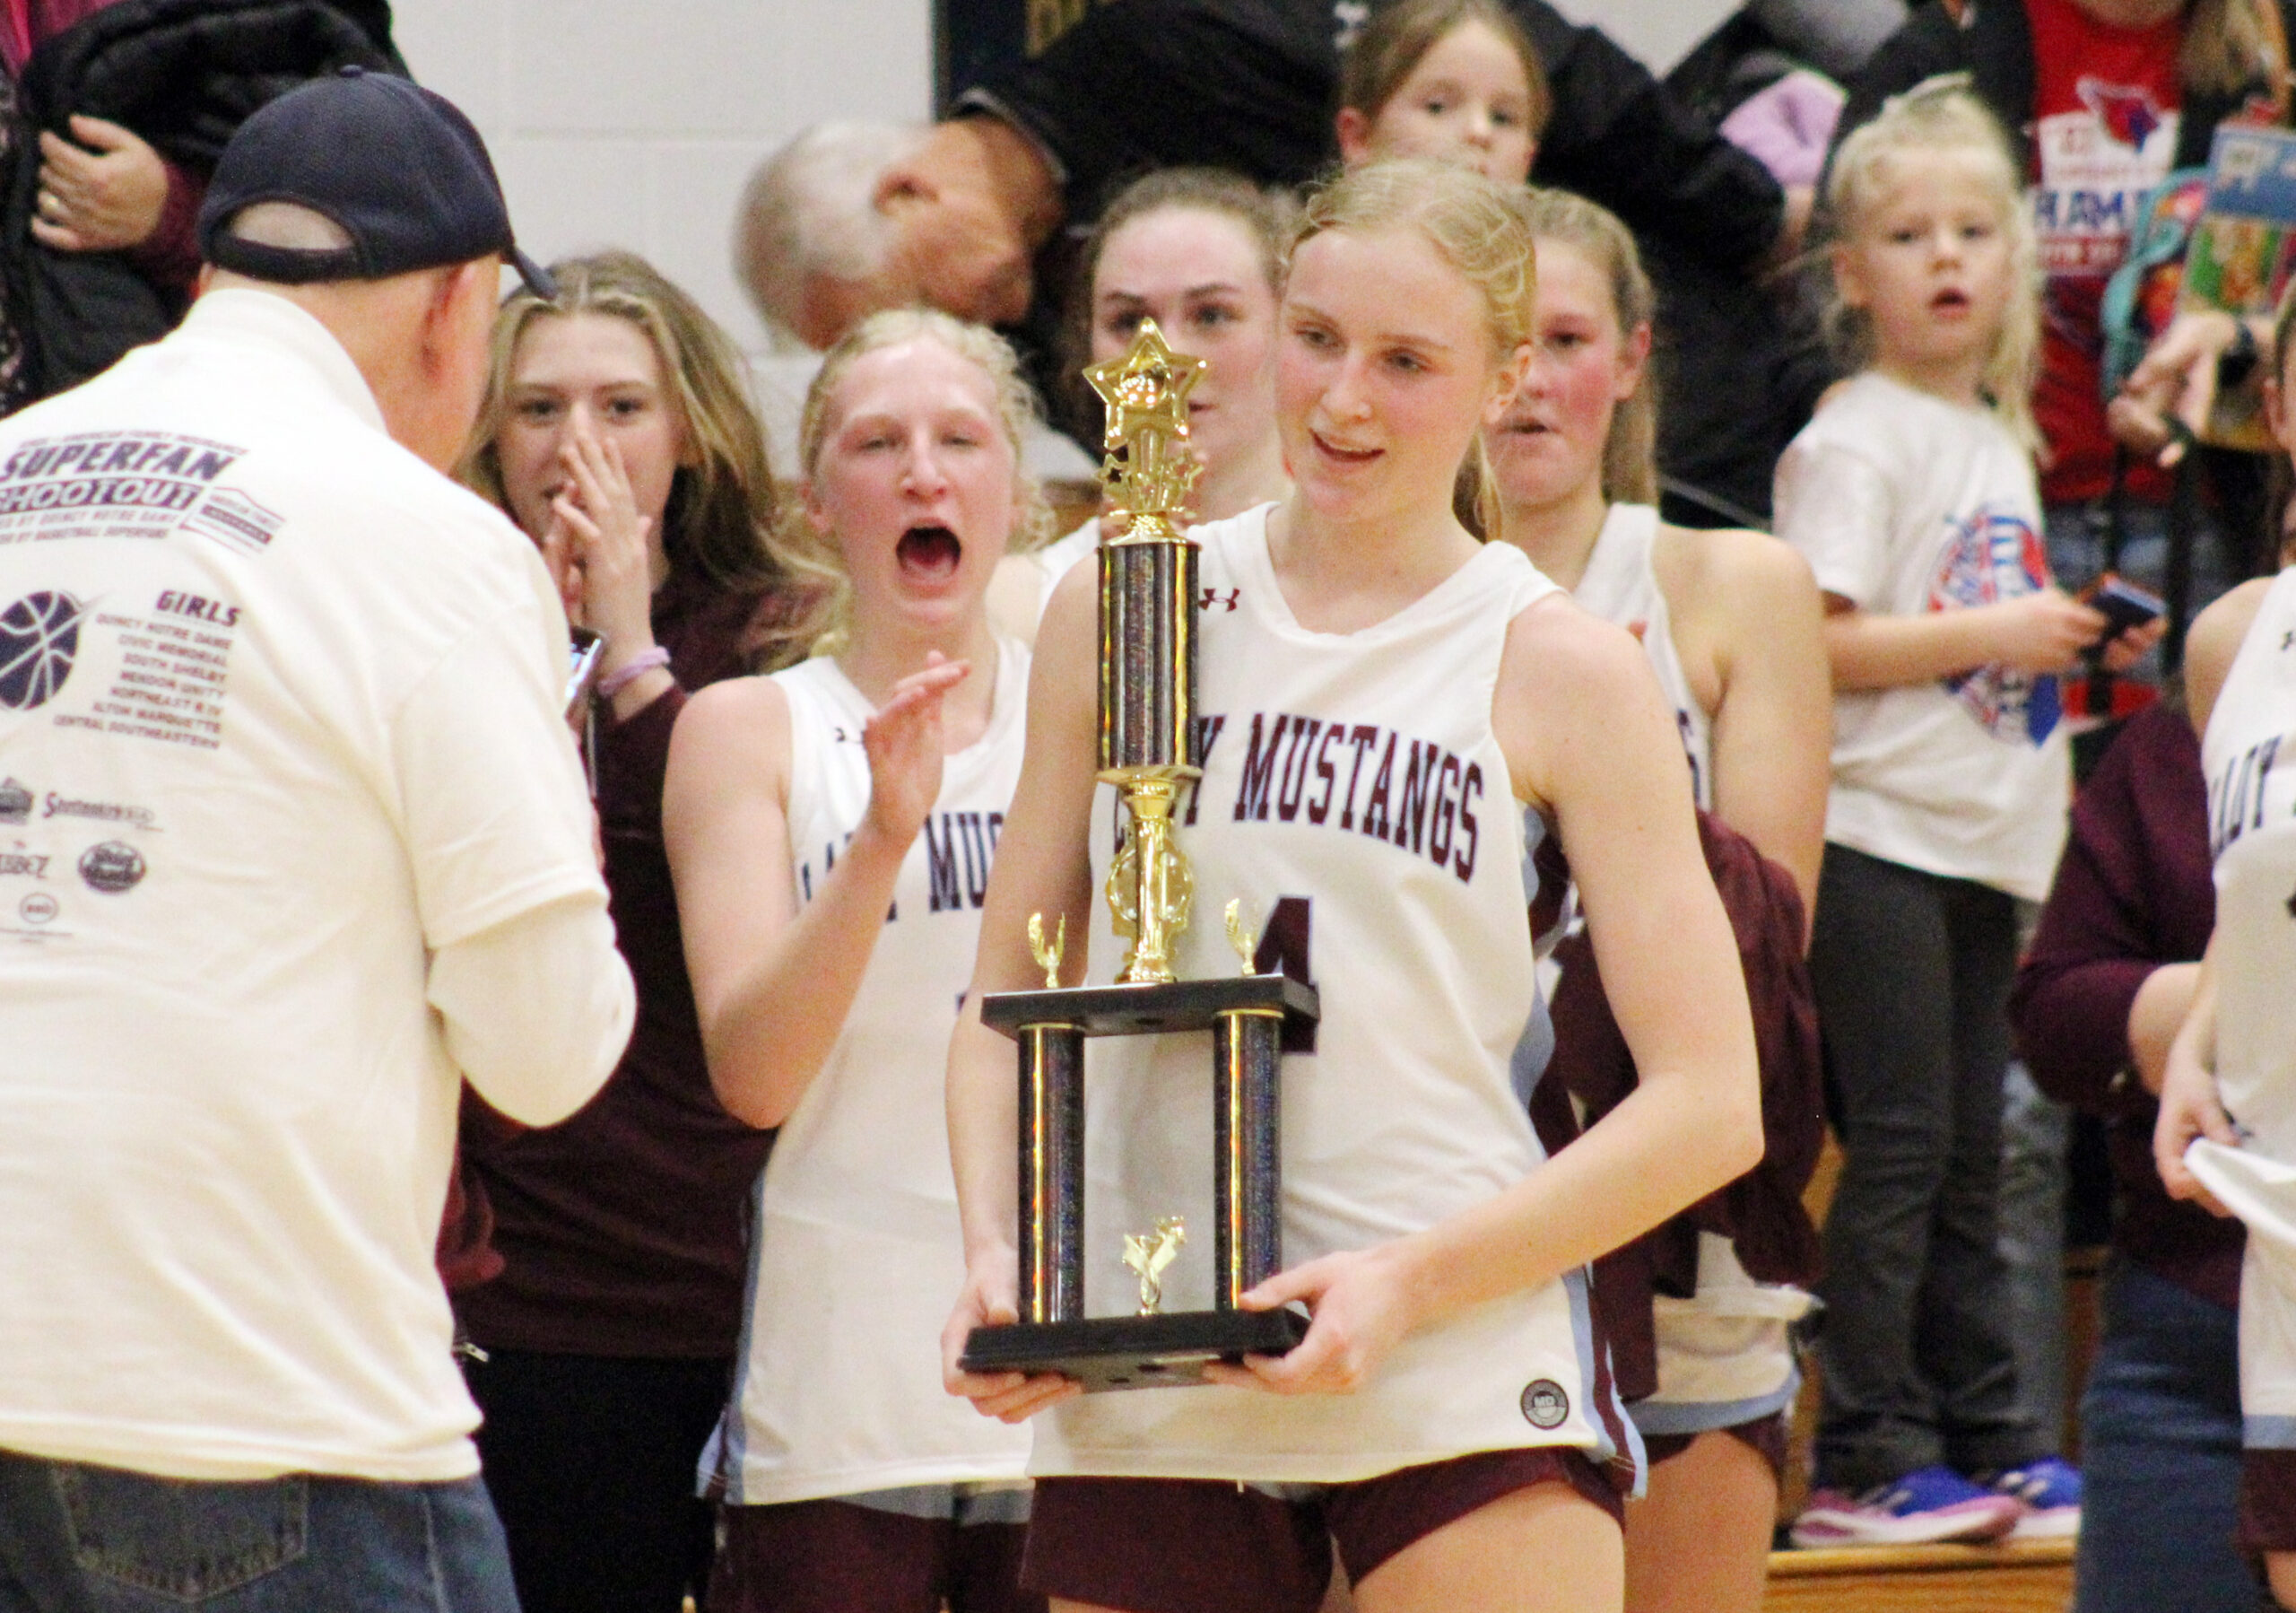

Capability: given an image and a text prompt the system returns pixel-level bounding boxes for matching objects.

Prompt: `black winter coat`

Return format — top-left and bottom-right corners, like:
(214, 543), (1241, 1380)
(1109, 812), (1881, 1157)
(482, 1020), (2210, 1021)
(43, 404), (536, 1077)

(970, 0), (1823, 524)
(0, 0), (399, 409)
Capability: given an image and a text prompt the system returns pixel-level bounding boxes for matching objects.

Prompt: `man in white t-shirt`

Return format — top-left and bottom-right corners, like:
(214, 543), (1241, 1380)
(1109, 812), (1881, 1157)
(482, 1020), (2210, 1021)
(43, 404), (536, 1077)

(0, 70), (633, 1611)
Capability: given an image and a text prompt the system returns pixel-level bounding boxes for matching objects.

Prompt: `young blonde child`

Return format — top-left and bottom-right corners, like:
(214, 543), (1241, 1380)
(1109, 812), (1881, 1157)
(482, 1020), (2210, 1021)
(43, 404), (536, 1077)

(1777, 80), (2156, 1548)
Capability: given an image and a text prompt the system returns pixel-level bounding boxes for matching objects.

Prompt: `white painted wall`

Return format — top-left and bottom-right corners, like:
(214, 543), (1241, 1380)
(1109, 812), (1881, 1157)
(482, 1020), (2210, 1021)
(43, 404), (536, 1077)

(387, 1), (935, 354)
(1543, 0), (1736, 74)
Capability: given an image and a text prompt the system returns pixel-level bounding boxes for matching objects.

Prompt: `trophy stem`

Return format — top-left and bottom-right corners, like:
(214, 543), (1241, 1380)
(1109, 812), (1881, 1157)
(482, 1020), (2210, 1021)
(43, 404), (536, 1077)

(1017, 1021), (1086, 1324)
(1109, 776), (1193, 984)
(1213, 1006), (1286, 1310)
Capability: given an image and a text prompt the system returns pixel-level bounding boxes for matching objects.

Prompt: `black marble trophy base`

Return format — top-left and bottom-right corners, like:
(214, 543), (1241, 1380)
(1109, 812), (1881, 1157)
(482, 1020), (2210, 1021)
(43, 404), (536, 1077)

(960, 1305), (1309, 1391)
(972, 970), (1319, 1393)
(978, 972), (1318, 1039)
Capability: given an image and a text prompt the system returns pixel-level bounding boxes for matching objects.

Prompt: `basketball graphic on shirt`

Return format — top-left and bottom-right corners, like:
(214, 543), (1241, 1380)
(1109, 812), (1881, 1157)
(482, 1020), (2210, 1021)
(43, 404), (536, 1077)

(1930, 507), (2061, 746)
(0, 591), (86, 711)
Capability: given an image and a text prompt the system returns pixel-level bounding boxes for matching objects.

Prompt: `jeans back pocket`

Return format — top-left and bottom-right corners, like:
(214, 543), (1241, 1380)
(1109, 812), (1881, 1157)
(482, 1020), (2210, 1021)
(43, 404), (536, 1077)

(56, 1463), (308, 1601)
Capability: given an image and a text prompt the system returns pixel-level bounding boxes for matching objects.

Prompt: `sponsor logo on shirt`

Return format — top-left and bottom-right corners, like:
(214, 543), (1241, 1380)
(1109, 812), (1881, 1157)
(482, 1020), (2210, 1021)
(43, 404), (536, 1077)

(77, 840), (145, 894)
(1931, 506), (2061, 745)
(1520, 1378), (1570, 1430)
(0, 850), (48, 879)
(0, 591), (86, 711)
(17, 892), (57, 926)
(0, 777), (30, 824)
(43, 793), (155, 829)
(180, 490), (283, 556)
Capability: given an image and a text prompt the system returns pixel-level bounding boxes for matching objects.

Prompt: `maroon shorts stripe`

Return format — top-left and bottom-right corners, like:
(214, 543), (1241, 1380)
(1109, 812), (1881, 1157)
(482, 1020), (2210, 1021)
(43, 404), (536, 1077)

(1022, 1448), (1621, 1613)
(1639, 1411), (1790, 1482)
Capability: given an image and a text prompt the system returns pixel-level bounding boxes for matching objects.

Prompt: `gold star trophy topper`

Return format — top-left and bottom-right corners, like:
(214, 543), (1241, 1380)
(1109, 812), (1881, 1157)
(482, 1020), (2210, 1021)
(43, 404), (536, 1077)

(1084, 318), (1207, 534)
(1121, 1216), (1187, 1315)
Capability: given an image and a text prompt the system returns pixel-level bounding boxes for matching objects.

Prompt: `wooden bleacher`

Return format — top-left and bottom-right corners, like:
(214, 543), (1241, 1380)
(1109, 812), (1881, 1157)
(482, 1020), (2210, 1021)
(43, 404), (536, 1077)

(1764, 1540), (2073, 1611)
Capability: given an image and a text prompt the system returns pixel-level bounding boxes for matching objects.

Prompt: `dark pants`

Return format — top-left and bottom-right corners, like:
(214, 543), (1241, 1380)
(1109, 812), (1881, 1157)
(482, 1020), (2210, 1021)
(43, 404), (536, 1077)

(713, 1500), (1039, 1613)
(1808, 844), (2048, 1492)
(2075, 1261), (2266, 1612)
(0, 1452), (516, 1612)
(465, 1347), (730, 1613)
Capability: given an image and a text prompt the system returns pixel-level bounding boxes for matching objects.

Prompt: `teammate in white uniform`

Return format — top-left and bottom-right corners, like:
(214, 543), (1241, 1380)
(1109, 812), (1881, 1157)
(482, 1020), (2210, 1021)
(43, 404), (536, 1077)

(1484, 187), (1830, 1613)
(2156, 307), (2296, 1608)
(665, 310), (1048, 1613)
(987, 169), (1293, 641)
(944, 159), (1761, 1613)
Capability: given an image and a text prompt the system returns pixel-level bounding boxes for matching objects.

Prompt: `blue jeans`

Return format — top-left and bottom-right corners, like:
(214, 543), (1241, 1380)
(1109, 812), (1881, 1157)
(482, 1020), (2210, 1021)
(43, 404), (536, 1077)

(0, 1451), (518, 1612)
(2074, 1262), (2267, 1613)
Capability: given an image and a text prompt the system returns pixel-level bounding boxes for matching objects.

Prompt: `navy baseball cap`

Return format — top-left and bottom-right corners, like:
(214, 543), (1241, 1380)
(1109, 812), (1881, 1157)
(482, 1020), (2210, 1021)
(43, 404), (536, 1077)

(197, 67), (553, 297)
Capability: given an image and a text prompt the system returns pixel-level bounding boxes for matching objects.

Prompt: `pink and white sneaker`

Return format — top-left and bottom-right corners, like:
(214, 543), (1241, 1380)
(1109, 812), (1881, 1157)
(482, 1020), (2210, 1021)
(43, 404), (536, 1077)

(1790, 1465), (2026, 1548)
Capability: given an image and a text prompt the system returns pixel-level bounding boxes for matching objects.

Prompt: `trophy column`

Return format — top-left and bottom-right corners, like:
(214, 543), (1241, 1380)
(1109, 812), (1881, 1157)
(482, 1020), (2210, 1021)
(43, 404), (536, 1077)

(1016, 1020), (1085, 1324)
(1212, 1006), (1284, 1309)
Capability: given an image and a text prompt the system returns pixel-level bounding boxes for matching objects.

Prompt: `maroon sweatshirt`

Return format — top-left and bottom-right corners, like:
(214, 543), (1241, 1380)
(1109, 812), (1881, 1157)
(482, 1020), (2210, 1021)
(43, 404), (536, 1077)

(457, 570), (787, 1358)
(2009, 702), (2243, 1311)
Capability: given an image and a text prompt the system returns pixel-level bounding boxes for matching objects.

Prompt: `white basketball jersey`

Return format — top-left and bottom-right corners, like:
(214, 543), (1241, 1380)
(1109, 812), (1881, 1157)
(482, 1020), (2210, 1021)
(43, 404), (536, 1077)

(1033, 504), (1639, 1484)
(2189, 570), (2296, 1445)
(2197, 570), (2296, 1168)
(715, 640), (1034, 1505)
(1573, 503), (1712, 810)
(1570, 505), (1806, 1422)
(1029, 518), (1100, 622)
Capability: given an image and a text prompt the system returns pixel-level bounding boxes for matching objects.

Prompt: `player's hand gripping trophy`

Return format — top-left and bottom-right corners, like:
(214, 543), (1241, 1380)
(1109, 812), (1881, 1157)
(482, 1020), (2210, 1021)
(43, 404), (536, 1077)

(961, 321), (1319, 1391)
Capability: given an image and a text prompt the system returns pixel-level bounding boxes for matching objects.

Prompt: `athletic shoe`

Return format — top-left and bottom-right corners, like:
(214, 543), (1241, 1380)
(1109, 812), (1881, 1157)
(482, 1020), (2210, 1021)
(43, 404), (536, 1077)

(1978, 1457), (2082, 1539)
(1790, 1465), (2026, 1548)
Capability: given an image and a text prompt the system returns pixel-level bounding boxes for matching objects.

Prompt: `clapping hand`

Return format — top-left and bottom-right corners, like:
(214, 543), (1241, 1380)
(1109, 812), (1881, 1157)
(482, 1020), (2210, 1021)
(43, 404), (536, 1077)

(862, 653), (970, 847)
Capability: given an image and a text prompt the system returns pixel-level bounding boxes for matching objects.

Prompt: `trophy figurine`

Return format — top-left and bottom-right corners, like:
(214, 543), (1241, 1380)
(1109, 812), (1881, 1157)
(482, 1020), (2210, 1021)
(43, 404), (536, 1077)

(961, 320), (1318, 1391)
(1122, 1217), (1187, 1315)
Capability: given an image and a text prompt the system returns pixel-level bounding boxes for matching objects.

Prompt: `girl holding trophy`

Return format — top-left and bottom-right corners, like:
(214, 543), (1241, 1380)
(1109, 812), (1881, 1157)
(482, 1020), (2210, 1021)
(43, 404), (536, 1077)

(943, 159), (1761, 1613)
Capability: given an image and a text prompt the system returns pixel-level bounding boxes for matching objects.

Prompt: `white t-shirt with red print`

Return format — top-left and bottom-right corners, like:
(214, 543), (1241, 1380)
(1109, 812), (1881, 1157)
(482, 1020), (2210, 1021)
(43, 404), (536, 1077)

(1775, 371), (2071, 901)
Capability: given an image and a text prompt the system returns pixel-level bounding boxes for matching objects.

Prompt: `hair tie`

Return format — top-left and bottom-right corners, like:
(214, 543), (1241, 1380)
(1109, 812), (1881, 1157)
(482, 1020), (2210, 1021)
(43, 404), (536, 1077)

(597, 647), (672, 700)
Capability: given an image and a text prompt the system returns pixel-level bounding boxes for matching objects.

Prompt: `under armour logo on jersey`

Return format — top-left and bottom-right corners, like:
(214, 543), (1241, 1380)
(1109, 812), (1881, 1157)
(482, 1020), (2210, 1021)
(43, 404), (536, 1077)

(830, 725), (863, 744)
(1200, 588), (1240, 613)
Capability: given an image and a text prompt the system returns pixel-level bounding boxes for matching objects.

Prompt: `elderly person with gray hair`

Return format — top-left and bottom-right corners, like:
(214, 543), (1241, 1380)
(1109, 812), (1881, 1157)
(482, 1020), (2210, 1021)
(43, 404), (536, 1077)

(736, 0), (1814, 526)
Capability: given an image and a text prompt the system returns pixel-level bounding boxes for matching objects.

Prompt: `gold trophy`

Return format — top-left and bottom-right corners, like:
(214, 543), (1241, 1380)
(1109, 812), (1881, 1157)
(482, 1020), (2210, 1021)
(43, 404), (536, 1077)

(962, 322), (1317, 1391)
